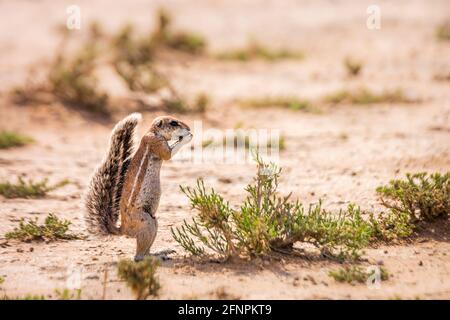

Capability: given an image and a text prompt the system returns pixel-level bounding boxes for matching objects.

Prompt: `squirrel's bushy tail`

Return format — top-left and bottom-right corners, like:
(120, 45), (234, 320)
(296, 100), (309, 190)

(85, 113), (142, 235)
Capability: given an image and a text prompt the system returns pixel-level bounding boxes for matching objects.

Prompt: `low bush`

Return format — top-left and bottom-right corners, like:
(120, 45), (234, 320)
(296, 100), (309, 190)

(0, 131), (34, 149)
(376, 172), (449, 222)
(117, 257), (161, 300)
(329, 266), (389, 284)
(216, 41), (303, 62)
(172, 156), (375, 260)
(0, 177), (69, 199)
(5, 214), (81, 242)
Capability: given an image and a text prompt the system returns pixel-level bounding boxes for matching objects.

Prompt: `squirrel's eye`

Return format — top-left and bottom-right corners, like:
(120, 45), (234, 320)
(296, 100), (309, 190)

(169, 121), (179, 127)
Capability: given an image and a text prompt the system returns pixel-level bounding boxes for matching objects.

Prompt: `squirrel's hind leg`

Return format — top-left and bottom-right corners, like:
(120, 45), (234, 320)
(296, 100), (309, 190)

(133, 215), (158, 262)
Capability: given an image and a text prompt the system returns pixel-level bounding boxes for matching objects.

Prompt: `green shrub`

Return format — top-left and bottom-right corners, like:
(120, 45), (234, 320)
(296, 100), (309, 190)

(113, 24), (155, 67)
(172, 156), (375, 260)
(239, 97), (315, 112)
(193, 93), (209, 113)
(117, 258), (160, 300)
(0, 177), (69, 199)
(5, 214), (81, 242)
(0, 131), (34, 149)
(49, 44), (109, 115)
(324, 87), (412, 105)
(163, 93), (210, 114)
(436, 22), (450, 41)
(151, 9), (206, 54)
(216, 41), (303, 61)
(112, 24), (163, 94)
(15, 294), (46, 300)
(368, 210), (414, 240)
(376, 172), (449, 222)
(0, 276), (4, 285)
(329, 266), (388, 283)
(165, 32), (206, 54)
(54, 288), (82, 300)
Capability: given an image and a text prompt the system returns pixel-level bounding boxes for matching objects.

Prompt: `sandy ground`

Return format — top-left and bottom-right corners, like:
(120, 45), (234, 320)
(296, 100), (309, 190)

(0, 0), (449, 299)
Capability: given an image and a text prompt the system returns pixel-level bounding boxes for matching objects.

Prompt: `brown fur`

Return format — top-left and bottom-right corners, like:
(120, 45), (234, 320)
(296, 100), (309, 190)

(119, 116), (191, 260)
(85, 114), (192, 261)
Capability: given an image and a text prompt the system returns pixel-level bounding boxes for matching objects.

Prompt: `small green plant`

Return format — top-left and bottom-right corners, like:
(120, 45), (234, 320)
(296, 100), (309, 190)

(239, 97), (315, 112)
(193, 93), (209, 113)
(152, 9), (206, 54)
(117, 257), (160, 300)
(163, 98), (189, 113)
(329, 266), (389, 284)
(17, 294), (46, 300)
(165, 32), (206, 54)
(0, 177), (69, 199)
(113, 24), (155, 67)
(0, 131), (34, 149)
(5, 213), (81, 242)
(324, 87), (413, 105)
(369, 210), (414, 240)
(376, 172), (449, 222)
(172, 155), (375, 260)
(216, 41), (303, 62)
(163, 93), (209, 114)
(112, 24), (164, 94)
(436, 21), (450, 41)
(0, 276), (4, 285)
(54, 288), (82, 300)
(344, 57), (362, 76)
(49, 44), (109, 115)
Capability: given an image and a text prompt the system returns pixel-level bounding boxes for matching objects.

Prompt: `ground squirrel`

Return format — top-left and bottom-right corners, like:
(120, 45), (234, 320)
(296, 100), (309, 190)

(85, 113), (192, 261)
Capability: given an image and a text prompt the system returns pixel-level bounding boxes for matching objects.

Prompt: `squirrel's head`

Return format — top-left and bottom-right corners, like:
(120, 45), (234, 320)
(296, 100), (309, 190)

(150, 116), (192, 141)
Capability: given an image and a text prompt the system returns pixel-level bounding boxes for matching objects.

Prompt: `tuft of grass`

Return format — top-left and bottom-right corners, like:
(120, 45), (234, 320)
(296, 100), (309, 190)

(54, 288), (82, 300)
(433, 72), (450, 82)
(216, 41), (303, 62)
(163, 93), (210, 114)
(0, 276), (4, 285)
(193, 93), (210, 113)
(117, 257), (160, 300)
(113, 24), (155, 67)
(329, 266), (388, 284)
(165, 32), (206, 54)
(0, 177), (69, 199)
(163, 98), (189, 113)
(436, 21), (450, 41)
(172, 155), (375, 260)
(239, 97), (316, 112)
(376, 172), (449, 222)
(112, 24), (170, 95)
(0, 131), (34, 149)
(324, 87), (413, 105)
(344, 57), (362, 76)
(13, 294), (46, 300)
(152, 9), (206, 55)
(49, 44), (109, 115)
(5, 213), (81, 242)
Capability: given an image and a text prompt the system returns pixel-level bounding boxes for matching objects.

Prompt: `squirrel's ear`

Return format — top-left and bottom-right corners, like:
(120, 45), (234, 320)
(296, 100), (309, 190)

(156, 120), (163, 128)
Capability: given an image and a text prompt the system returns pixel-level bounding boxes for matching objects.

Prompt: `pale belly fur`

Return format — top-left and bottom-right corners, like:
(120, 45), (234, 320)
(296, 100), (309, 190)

(136, 158), (162, 217)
